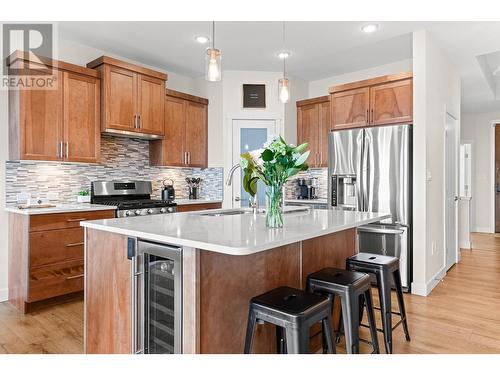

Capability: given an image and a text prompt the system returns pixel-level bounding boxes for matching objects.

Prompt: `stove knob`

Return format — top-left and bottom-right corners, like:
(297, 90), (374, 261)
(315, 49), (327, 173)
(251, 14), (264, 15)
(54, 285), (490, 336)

(167, 207), (174, 213)
(147, 209), (154, 214)
(135, 210), (142, 215)
(124, 210), (131, 217)
(160, 208), (167, 213)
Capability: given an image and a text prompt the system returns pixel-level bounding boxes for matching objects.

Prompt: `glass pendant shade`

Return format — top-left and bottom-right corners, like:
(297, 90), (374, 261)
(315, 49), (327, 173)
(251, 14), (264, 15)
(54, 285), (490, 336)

(278, 77), (290, 103)
(205, 48), (221, 82)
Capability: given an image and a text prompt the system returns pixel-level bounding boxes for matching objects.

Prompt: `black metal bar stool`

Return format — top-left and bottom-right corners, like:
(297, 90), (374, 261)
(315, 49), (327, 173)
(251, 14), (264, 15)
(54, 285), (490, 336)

(243, 286), (335, 354)
(306, 268), (379, 354)
(346, 253), (411, 354)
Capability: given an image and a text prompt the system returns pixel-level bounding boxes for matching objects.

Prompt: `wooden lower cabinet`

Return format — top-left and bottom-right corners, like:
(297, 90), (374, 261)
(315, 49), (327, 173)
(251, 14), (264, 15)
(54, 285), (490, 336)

(176, 202), (222, 212)
(8, 209), (115, 313)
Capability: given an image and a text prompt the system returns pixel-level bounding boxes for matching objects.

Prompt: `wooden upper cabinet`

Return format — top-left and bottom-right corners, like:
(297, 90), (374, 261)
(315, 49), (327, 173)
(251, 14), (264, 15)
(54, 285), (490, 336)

(138, 75), (165, 135)
(185, 101), (208, 167)
(16, 70), (63, 161)
(331, 87), (369, 129)
(297, 96), (330, 168)
(105, 66), (137, 132)
(87, 56), (167, 139)
(8, 51), (100, 163)
(63, 72), (100, 163)
(329, 72), (413, 130)
(150, 89), (208, 168)
(369, 78), (413, 126)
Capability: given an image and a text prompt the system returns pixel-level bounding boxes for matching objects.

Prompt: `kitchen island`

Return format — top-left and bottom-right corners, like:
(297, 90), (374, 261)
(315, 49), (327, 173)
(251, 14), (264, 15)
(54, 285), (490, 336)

(81, 208), (389, 354)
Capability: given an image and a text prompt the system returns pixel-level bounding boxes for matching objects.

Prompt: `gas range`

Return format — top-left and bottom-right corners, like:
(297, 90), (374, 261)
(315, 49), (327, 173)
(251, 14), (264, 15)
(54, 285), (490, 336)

(91, 181), (177, 218)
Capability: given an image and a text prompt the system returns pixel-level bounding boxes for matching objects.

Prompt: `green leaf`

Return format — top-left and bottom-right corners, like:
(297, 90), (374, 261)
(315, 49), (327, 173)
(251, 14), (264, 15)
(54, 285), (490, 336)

(261, 149), (274, 162)
(293, 143), (308, 153)
(249, 177), (258, 196)
(294, 150), (310, 166)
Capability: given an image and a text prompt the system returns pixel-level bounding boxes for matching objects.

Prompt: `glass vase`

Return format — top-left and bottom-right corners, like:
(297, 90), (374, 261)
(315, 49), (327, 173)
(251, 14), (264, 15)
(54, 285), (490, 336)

(265, 184), (284, 228)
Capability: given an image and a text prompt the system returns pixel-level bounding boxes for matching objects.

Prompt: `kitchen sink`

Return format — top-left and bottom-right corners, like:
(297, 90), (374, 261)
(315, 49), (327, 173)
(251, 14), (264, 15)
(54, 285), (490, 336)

(198, 210), (251, 217)
(195, 207), (310, 217)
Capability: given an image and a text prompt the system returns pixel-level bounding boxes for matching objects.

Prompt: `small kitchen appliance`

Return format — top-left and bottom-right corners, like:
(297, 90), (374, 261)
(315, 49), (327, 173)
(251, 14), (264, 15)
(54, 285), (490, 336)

(91, 181), (177, 218)
(161, 179), (176, 202)
(296, 178), (318, 200)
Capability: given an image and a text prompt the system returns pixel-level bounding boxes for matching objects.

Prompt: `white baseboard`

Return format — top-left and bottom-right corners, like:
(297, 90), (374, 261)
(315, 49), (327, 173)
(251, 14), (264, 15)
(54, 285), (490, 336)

(459, 241), (471, 250)
(474, 226), (493, 234)
(411, 267), (446, 297)
(0, 288), (8, 302)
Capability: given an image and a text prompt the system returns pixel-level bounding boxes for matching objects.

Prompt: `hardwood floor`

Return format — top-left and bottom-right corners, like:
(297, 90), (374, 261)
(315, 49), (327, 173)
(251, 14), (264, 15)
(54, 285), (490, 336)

(0, 232), (499, 354)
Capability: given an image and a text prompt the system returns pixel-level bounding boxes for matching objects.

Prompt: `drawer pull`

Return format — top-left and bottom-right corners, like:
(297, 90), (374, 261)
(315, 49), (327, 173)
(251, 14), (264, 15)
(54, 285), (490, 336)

(65, 242), (84, 247)
(66, 274), (84, 280)
(66, 218), (87, 222)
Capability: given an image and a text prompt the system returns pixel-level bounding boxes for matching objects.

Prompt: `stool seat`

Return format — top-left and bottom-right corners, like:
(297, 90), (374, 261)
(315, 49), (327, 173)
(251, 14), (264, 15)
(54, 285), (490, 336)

(308, 268), (370, 291)
(252, 286), (329, 318)
(348, 253), (399, 272)
(244, 286), (335, 354)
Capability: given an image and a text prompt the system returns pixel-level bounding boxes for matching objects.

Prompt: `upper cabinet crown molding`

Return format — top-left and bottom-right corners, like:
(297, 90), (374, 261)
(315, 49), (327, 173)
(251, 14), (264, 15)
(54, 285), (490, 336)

(328, 71), (413, 94)
(7, 51), (101, 163)
(87, 56), (167, 140)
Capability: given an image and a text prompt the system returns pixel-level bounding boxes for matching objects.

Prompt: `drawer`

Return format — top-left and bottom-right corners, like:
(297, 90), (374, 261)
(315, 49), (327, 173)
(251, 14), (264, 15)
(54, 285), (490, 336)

(28, 260), (84, 302)
(29, 210), (115, 232)
(176, 202), (222, 212)
(29, 227), (84, 268)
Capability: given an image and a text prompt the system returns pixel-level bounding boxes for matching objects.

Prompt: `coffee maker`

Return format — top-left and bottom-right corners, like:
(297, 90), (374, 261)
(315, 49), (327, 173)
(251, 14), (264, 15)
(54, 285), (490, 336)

(296, 178), (318, 200)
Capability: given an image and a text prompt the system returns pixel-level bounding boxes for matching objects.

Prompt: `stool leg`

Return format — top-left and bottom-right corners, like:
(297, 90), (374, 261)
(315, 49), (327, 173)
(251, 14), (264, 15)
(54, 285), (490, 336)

(322, 314), (336, 354)
(358, 293), (365, 323)
(276, 326), (287, 354)
(393, 269), (411, 342)
(341, 294), (360, 354)
(243, 308), (257, 354)
(364, 289), (380, 354)
(285, 325), (309, 354)
(376, 271), (393, 354)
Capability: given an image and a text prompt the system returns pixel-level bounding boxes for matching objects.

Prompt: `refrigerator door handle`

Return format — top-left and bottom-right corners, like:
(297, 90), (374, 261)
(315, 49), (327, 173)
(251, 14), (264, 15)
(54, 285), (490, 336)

(357, 226), (405, 235)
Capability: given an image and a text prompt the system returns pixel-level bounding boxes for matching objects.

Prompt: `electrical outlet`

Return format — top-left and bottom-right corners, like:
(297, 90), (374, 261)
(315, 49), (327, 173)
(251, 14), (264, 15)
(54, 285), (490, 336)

(47, 192), (59, 201)
(16, 192), (31, 203)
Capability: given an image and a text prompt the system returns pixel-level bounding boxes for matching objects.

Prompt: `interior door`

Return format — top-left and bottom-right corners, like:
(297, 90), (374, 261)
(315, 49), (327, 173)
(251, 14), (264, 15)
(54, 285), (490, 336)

(445, 113), (459, 271)
(63, 72), (100, 163)
(20, 69), (63, 161)
(185, 101), (207, 167)
(496, 125), (500, 232)
(138, 75), (165, 135)
(232, 119), (277, 208)
(105, 65), (137, 131)
(297, 103), (320, 167)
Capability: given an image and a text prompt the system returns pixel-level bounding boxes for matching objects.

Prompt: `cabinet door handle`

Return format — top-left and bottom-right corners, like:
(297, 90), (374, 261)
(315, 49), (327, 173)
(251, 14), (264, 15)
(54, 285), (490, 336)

(65, 142), (69, 159)
(138, 114), (141, 129)
(187, 152), (191, 165)
(57, 141), (62, 158)
(366, 109), (369, 124)
(66, 274), (84, 280)
(65, 242), (84, 247)
(134, 114), (138, 129)
(371, 109), (374, 124)
(66, 218), (87, 222)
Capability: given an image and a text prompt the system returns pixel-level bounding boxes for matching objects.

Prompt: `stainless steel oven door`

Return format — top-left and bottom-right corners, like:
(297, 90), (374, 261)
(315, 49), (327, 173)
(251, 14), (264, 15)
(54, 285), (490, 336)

(356, 224), (409, 289)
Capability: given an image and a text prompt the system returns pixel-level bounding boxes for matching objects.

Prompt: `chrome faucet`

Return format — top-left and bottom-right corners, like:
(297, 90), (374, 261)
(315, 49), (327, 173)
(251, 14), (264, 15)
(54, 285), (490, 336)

(226, 163), (259, 213)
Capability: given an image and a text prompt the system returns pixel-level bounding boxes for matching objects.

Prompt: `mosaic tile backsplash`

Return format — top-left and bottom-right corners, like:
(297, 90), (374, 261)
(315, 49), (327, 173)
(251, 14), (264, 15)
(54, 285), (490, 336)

(5, 134), (223, 205)
(284, 168), (328, 199)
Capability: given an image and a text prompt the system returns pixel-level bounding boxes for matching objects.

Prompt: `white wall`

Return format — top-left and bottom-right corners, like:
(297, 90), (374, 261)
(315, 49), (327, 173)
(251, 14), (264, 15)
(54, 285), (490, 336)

(461, 111), (500, 233)
(308, 59), (413, 98)
(0, 71), (8, 302)
(412, 30), (461, 296)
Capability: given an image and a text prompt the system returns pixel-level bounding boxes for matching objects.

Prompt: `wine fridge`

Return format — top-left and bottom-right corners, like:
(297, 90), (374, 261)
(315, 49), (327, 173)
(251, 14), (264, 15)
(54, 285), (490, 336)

(132, 239), (182, 354)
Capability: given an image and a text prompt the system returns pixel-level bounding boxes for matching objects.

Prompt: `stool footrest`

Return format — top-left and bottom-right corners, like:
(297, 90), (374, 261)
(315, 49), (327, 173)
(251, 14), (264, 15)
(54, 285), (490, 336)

(373, 306), (402, 316)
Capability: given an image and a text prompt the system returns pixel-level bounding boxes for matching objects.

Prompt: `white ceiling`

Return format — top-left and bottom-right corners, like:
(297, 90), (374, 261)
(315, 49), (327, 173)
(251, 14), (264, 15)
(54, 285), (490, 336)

(58, 21), (500, 113)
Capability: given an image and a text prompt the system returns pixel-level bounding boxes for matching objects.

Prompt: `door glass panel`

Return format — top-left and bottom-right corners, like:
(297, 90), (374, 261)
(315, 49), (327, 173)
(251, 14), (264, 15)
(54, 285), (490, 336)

(240, 128), (267, 207)
(148, 254), (176, 354)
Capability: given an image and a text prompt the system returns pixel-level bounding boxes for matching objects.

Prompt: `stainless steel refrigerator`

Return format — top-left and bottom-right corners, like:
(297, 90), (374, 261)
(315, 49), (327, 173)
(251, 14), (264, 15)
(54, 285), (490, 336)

(328, 124), (412, 289)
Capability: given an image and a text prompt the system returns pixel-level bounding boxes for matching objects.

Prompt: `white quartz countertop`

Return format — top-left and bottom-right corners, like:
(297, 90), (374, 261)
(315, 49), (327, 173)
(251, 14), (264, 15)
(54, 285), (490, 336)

(285, 198), (328, 205)
(174, 199), (223, 205)
(5, 203), (117, 215)
(81, 207), (390, 256)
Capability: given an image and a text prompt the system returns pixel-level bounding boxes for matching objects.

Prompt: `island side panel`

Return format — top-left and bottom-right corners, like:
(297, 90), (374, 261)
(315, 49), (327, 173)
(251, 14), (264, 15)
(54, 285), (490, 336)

(198, 243), (302, 354)
(85, 228), (132, 354)
(301, 228), (357, 352)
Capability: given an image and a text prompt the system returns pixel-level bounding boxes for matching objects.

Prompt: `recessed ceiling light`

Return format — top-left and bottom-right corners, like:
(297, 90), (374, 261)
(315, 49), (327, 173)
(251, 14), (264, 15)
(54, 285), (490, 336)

(194, 35), (209, 44)
(361, 24), (379, 34)
(277, 51), (291, 59)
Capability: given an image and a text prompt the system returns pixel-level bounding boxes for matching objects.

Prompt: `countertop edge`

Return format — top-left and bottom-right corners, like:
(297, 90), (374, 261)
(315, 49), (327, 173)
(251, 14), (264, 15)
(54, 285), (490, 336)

(81, 213), (390, 256)
(5, 204), (117, 215)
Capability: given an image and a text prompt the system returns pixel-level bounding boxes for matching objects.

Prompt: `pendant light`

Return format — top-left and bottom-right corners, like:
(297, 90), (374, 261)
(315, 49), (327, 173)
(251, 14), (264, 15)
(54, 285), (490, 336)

(278, 21), (290, 103)
(205, 21), (221, 82)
